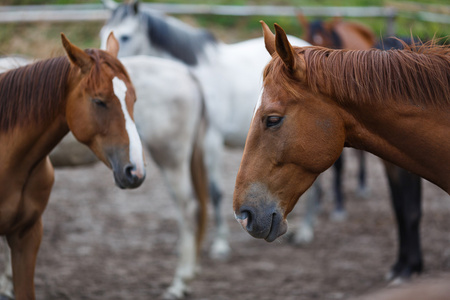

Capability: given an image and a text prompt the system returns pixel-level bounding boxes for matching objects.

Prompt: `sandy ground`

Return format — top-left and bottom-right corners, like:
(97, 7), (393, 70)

(1, 148), (449, 300)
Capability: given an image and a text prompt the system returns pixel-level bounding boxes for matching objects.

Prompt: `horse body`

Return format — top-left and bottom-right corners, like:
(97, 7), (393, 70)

(233, 22), (449, 241)
(8, 54), (210, 299)
(0, 34), (145, 299)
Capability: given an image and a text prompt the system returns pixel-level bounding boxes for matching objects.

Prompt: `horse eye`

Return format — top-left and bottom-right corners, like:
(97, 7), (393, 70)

(120, 35), (130, 43)
(92, 98), (107, 108)
(266, 116), (283, 128)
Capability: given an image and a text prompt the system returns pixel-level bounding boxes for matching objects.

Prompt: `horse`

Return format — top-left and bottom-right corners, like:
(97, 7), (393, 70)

(291, 17), (425, 283)
(0, 54), (209, 299)
(233, 21), (449, 282)
(0, 33), (146, 300)
(99, 0), (311, 277)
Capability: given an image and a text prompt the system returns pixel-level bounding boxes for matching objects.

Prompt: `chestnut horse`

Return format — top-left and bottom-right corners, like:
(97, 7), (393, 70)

(233, 22), (449, 244)
(0, 33), (145, 299)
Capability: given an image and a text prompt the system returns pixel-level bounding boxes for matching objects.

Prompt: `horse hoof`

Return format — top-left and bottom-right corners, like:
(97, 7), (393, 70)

(209, 239), (231, 261)
(331, 210), (347, 222)
(163, 284), (190, 300)
(357, 185), (370, 198)
(288, 225), (314, 246)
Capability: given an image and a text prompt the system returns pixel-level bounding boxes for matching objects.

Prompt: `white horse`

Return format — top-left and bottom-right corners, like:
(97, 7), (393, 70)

(99, 0), (311, 269)
(0, 55), (209, 299)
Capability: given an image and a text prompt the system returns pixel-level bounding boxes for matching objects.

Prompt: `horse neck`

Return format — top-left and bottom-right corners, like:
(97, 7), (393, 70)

(339, 100), (450, 192)
(0, 59), (74, 172)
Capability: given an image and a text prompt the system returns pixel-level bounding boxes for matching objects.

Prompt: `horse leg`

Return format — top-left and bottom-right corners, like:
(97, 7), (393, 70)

(6, 219), (43, 300)
(6, 156), (53, 300)
(161, 165), (200, 299)
(204, 129), (230, 260)
(331, 154), (346, 221)
(289, 179), (322, 245)
(0, 238), (14, 300)
(357, 150), (369, 198)
(384, 161), (422, 283)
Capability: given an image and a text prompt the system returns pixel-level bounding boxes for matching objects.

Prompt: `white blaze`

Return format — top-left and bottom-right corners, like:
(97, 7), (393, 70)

(252, 88), (264, 120)
(112, 77), (145, 177)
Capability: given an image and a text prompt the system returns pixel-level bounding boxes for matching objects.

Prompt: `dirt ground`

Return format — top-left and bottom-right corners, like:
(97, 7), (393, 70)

(2, 148), (449, 300)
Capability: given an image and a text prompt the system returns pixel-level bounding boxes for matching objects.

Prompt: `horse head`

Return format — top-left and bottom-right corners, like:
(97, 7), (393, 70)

(62, 32), (145, 189)
(100, 0), (152, 57)
(233, 22), (345, 242)
(297, 13), (343, 48)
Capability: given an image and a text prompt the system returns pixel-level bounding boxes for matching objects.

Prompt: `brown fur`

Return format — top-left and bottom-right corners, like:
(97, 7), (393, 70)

(264, 42), (450, 107)
(0, 49), (130, 132)
(0, 57), (70, 131)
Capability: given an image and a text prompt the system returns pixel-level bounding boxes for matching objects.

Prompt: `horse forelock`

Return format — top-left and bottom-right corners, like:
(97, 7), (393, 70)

(85, 49), (130, 93)
(265, 43), (450, 108)
(107, 3), (136, 25)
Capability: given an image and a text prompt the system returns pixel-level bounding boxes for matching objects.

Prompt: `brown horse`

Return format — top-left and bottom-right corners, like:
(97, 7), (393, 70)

(0, 33), (145, 299)
(297, 14), (376, 50)
(233, 22), (449, 243)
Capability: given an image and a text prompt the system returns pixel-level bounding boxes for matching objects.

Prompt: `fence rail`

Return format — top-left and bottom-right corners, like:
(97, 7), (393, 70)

(0, 3), (449, 24)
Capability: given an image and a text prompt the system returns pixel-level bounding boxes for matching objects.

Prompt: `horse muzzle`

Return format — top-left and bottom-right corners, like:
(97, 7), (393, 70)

(112, 162), (146, 189)
(234, 204), (288, 242)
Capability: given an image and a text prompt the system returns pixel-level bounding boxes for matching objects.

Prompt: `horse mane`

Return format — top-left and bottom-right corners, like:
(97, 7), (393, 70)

(0, 56), (71, 132)
(109, 4), (217, 66)
(0, 49), (127, 132)
(264, 41), (450, 107)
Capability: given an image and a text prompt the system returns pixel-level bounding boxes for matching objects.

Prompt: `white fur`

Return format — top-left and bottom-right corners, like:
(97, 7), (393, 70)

(253, 88), (264, 120)
(100, 12), (310, 298)
(112, 77), (145, 178)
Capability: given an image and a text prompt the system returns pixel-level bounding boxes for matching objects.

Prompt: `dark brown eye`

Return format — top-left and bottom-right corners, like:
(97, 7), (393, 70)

(92, 98), (107, 108)
(266, 116), (284, 128)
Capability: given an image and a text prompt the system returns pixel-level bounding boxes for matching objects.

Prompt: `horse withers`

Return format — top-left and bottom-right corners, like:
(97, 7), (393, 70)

(233, 22), (449, 242)
(0, 33), (145, 299)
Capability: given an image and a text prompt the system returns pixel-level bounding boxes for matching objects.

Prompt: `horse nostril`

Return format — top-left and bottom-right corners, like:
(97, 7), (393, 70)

(238, 207), (254, 231)
(124, 164), (136, 181)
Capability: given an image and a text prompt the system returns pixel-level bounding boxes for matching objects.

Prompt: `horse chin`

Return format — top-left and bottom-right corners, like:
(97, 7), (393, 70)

(265, 216), (288, 243)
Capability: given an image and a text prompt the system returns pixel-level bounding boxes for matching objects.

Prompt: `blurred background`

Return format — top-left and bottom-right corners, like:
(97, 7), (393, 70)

(1, 0), (449, 58)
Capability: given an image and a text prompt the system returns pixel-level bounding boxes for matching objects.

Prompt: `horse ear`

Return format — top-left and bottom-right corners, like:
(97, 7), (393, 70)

(106, 32), (120, 57)
(274, 24), (306, 80)
(102, 0), (118, 10)
(61, 33), (93, 74)
(131, 0), (139, 14)
(260, 20), (275, 56)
